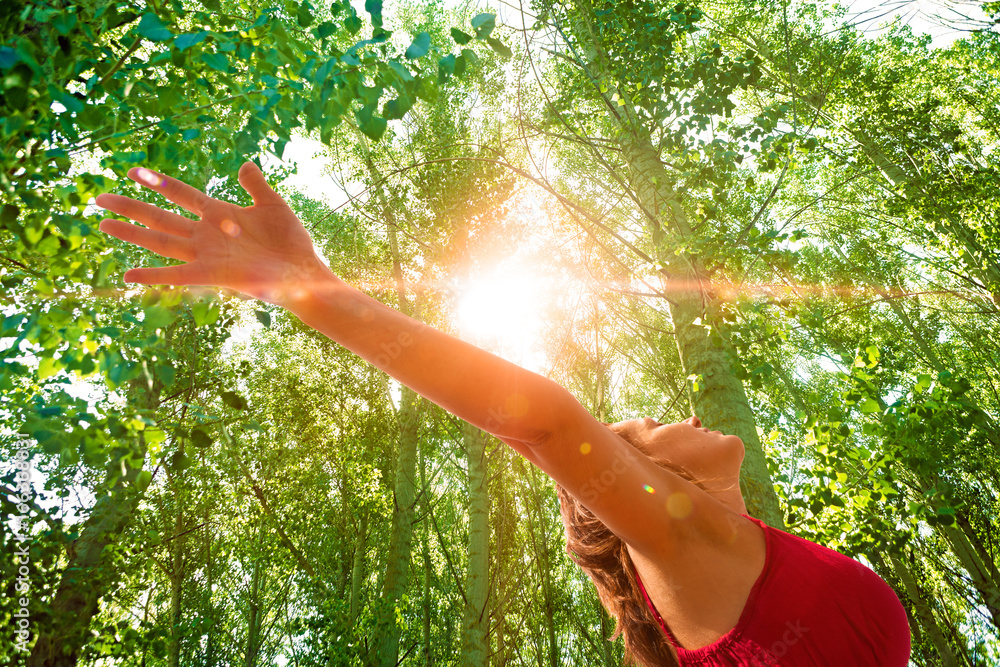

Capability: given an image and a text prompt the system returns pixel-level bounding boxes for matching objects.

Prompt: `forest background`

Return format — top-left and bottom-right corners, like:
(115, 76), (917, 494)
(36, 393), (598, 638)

(1, 0), (999, 664)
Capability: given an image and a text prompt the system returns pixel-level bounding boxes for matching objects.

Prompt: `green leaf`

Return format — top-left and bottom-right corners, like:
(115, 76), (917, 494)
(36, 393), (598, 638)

(144, 428), (166, 445)
(313, 21), (337, 39)
(94, 326), (121, 338)
(405, 32), (431, 59)
(365, 0), (383, 26)
(859, 398), (880, 414)
(235, 132), (258, 155)
(191, 427), (213, 448)
(355, 105), (387, 141)
(438, 54), (456, 82)
(52, 12), (78, 35)
(388, 61), (414, 82)
(0, 204), (18, 231)
(175, 31), (208, 51)
(461, 48), (479, 67)
(297, 0), (314, 27)
(135, 470), (152, 492)
(201, 52), (229, 72)
(344, 13), (362, 34)
(1, 313), (25, 336)
(38, 356), (61, 379)
(255, 309), (271, 328)
(143, 305), (173, 331)
(486, 37), (512, 59)
(451, 28), (472, 45)
(471, 13), (496, 38)
(158, 119), (181, 135)
(169, 451), (191, 471)
(221, 390), (248, 410)
(192, 300), (220, 326)
(150, 360), (173, 386)
(138, 13), (173, 42)
(384, 95), (413, 120)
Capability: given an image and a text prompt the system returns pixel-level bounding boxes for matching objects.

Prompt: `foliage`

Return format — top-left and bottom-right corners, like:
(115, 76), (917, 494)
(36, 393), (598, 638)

(3, 0), (1000, 664)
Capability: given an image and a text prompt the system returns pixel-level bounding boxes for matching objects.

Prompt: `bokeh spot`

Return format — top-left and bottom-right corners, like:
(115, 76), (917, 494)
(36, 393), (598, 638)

(136, 168), (164, 187)
(667, 492), (693, 519)
(220, 219), (241, 237)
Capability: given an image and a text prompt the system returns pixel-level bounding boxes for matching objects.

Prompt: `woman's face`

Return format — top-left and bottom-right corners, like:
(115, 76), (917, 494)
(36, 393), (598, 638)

(610, 415), (745, 482)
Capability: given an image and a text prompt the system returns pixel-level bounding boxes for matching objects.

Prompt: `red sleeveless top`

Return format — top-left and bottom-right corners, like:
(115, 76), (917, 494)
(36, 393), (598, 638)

(635, 514), (911, 666)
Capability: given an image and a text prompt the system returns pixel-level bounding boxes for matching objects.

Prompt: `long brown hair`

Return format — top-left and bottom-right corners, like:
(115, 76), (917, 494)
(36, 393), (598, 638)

(556, 423), (704, 666)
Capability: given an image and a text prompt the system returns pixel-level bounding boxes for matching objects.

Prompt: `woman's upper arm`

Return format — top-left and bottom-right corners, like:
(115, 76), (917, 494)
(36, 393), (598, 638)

(527, 400), (731, 559)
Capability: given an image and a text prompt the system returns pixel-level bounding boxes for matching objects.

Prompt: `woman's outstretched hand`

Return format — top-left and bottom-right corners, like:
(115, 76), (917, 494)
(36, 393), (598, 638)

(97, 162), (327, 306)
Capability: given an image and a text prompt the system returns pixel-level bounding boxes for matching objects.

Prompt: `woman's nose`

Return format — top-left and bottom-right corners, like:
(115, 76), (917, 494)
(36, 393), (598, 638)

(687, 415), (702, 428)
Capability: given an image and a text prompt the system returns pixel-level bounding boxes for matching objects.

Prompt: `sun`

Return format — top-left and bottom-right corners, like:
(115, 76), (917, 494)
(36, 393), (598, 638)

(454, 267), (551, 368)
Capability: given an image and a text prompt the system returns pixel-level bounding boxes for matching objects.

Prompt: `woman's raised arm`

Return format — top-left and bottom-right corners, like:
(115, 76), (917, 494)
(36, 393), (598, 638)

(98, 163), (727, 557)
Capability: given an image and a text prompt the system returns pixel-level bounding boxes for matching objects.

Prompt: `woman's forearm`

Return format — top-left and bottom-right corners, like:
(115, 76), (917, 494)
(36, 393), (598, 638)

(284, 262), (575, 445)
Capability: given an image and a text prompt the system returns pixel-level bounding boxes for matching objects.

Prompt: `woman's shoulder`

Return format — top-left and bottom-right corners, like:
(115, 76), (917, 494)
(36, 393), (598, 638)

(729, 514), (912, 666)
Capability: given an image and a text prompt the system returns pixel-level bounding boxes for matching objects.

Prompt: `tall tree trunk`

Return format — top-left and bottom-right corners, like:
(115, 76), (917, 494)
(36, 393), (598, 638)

(907, 473), (1000, 632)
(375, 384), (420, 665)
(351, 121), (424, 667)
(559, 7), (784, 526)
(419, 447), (432, 667)
(622, 129), (781, 525)
(168, 507), (185, 667)
(956, 511), (1000, 594)
(350, 512), (368, 627)
(882, 552), (959, 667)
(460, 425), (490, 667)
(491, 453), (518, 667)
(940, 521), (1000, 631)
(525, 469), (559, 667)
(204, 500), (217, 667)
(28, 379), (157, 667)
(599, 612), (615, 666)
(244, 526), (264, 667)
(167, 462), (187, 667)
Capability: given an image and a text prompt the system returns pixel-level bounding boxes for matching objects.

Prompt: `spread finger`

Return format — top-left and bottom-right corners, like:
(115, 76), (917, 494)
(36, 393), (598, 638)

(127, 167), (214, 218)
(95, 194), (193, 236)
(123, 264), (203, 286)
(100, 218), (195, 262)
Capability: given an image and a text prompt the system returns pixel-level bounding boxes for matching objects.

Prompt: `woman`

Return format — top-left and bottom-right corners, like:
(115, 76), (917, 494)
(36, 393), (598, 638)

(97, 163), (911, 665)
